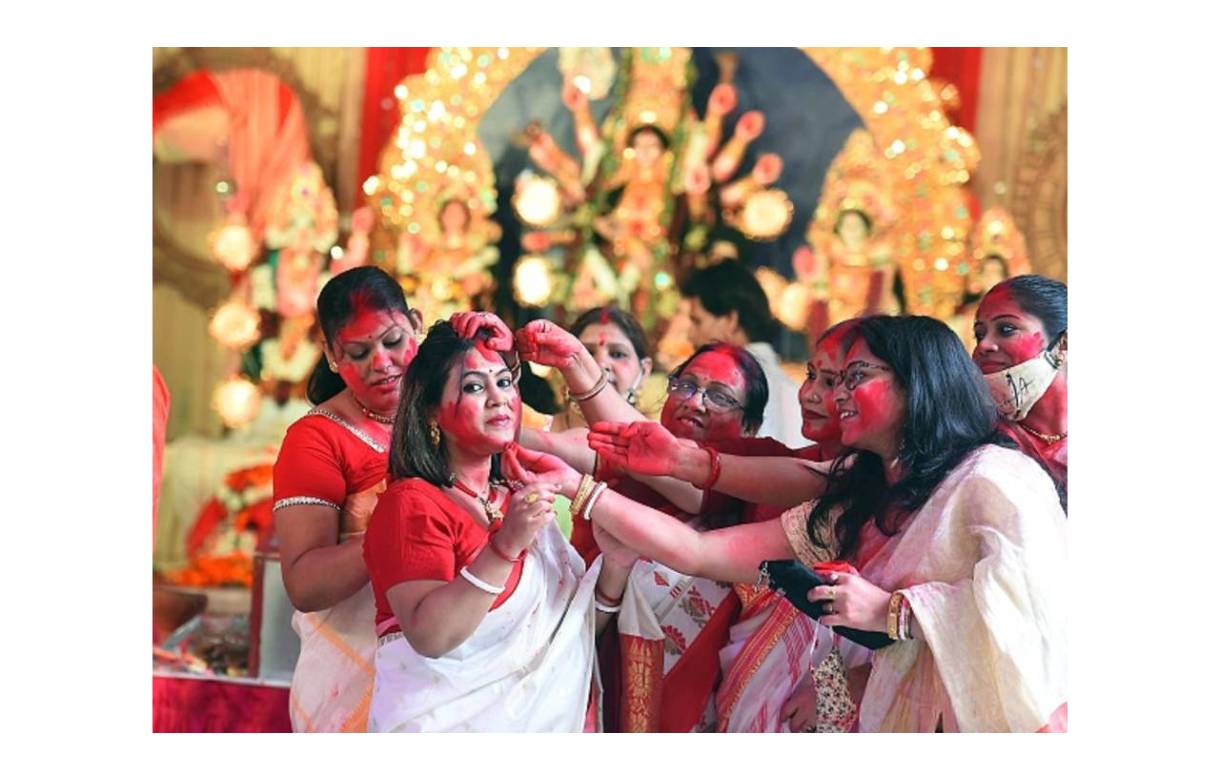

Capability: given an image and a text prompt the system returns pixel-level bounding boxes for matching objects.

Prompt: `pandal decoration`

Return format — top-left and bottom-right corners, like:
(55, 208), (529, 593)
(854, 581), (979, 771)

(368, 48), (995, 335)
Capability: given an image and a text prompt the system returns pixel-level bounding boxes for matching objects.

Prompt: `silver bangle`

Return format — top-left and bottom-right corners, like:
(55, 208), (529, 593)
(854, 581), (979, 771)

(594, 599), (621, 614)
(582, 482), (609, 520)
(458, 566), (506, 595)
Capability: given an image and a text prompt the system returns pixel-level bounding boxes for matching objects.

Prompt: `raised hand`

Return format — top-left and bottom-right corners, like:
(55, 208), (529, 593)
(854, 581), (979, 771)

(807, 567), (890, 634)
(450, 311), (514, 352)
(514, 319), (583, 369)
(501, 442), (578, 497)
(587, 421), (685, 478)
(495, 482), (557, 559)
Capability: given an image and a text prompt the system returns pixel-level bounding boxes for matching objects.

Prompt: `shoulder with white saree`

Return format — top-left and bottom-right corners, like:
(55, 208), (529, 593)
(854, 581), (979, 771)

(364, 478), (602, 732)
(857, 444), (1068, 732)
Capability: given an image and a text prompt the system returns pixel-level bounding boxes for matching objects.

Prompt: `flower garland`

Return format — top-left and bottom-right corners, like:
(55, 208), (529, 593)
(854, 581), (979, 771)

(166, 463), (276, 588)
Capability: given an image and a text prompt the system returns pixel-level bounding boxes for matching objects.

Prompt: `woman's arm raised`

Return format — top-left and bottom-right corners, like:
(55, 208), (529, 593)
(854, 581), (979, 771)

(589, 420), (831, 507)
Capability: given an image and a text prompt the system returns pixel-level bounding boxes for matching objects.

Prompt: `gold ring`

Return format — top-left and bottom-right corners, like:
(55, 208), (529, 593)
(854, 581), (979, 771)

(827, 586), (836, 600)
(525, 492), (539, 505)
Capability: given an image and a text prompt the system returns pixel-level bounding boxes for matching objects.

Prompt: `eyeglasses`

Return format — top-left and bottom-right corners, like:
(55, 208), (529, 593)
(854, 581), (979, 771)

(666, 376), (743, 412)
(836, 361), (892, 391)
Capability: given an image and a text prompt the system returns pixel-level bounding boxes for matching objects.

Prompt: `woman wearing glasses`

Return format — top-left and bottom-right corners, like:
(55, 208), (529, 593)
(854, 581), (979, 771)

(564, 315), (1068, 731)
(586, 320), (863, 732)
(516, 318), (773, 731)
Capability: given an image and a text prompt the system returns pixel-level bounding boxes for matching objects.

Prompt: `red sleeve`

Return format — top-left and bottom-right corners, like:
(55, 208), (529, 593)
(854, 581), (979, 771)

(364, 487), (458, 593)
(570, 513), (601, 567)
(273, 418), (347, 506)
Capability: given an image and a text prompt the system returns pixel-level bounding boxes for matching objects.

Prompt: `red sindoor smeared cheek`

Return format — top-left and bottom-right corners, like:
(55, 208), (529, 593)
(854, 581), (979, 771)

(437, 398), (485, 449)
(703, 411), (745, 442)
(848, 380), (901, 445)
(1007, 331), (1048, 364)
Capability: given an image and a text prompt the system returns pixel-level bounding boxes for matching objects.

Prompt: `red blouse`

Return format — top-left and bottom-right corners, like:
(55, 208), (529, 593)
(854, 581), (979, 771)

(272, 411), (388, 509)
(364, 478), (522, 636)
(999, 421), (1067, 505)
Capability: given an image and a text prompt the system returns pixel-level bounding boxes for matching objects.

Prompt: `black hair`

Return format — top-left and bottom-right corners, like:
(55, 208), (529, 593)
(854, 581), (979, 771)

(996, 274), (1067, 345)
(627, 123), (670, 151)
(569, 306), (652, 363)
(306, 266), (412, 404)
(669, 342), (769, 435)
(806, 315), (1013, 560)
(388, 320), (511, 487)
(679, 260), (779, 343)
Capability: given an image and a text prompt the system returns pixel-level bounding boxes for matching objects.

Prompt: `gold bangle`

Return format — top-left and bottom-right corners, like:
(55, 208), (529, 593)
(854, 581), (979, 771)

(886, 591), (905, 641)
(568, 371), (608, 403)
(571, 473), (596, 519)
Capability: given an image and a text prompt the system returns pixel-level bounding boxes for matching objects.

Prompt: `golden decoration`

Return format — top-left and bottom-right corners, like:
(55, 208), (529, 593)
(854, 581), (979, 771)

(737, 189), (795, 240)
(213, 376), (262, 429)
(208, 298), (262, 351)
(369, 48), (994, 327)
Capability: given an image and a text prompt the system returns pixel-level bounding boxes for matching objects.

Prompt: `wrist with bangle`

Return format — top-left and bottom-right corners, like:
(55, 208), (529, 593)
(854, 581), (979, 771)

(886, 590), (914, 641)
(694, 442), (722, 491)
(594, 583), (623, 614)
(571, 473), (610, 520)
(568, 369), (608, 403)
(486, 531), (526, 564)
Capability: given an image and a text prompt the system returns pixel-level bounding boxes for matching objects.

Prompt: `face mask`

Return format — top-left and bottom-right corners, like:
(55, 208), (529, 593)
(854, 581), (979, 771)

(983, 338), (1064, 421)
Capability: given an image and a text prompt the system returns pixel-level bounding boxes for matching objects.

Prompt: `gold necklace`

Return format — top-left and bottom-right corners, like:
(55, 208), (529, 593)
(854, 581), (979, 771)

(1018, 421), (1067, 444)
(351, 392), (394, 425)
(451, 478), (504, 525)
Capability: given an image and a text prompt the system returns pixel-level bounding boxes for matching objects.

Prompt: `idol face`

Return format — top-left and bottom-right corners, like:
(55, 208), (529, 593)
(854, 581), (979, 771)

(660, 348), (749, 442)
(329, 306), (419, 412)
(435, 348), (521, 458)
(631, 128), (665, 169)
(972, 284), (1049, 375)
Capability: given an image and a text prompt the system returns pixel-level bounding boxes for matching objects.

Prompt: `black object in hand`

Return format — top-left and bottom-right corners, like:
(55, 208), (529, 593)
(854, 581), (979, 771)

(759, 559), (894, 650)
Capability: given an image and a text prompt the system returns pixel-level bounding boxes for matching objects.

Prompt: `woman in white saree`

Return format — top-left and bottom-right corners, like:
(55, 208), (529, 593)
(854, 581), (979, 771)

(580, 315), (1068, 731)
(362, 315), (632, 732)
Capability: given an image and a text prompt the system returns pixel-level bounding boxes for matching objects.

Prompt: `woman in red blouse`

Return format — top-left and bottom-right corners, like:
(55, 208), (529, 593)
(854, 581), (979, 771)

(363, 316), (633, 732)
(972, 275), (1067, 509)
(271, 266), (422, 732)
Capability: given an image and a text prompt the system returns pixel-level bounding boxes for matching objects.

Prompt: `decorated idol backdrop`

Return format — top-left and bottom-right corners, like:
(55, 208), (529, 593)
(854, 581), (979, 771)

(362, 47), (999, 367)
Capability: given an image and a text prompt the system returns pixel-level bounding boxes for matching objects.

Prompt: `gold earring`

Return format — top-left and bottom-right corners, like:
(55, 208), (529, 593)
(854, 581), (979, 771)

(327, 359), (338, 372)
(429, 421), (441, 448)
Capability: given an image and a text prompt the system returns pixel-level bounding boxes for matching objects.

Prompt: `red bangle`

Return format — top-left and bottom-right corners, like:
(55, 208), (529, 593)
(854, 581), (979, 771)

(595, 584), (622, 607)
(487, 533), (526, 564)
(695, 443), (721, 491)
